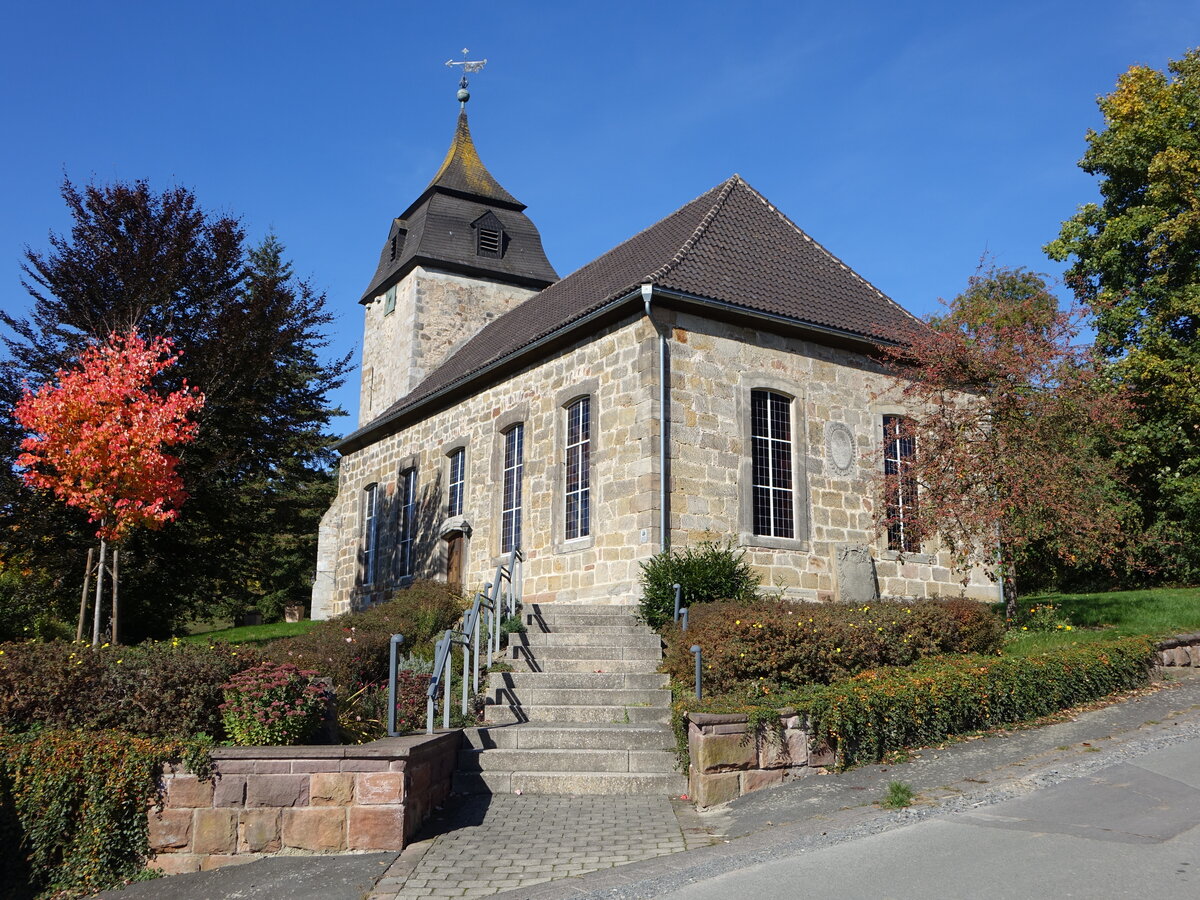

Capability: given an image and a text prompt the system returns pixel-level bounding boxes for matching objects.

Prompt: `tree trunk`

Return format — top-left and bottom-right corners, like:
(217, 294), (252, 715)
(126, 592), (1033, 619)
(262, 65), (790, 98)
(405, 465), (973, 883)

(111, 548), (120, 645)
(76, 548), (93, 643)
(92, 537), (107, 647)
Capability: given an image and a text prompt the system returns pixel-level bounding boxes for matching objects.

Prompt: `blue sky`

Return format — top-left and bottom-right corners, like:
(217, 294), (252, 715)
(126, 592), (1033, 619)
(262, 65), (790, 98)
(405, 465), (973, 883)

(1, 1), (1196, 427)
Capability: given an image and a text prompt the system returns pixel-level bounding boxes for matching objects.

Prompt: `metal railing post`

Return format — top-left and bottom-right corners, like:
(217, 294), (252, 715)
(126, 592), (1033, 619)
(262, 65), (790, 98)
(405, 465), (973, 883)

(690, 645), (703, 700)
(673, 583), (682, 622)
(681, 607), (689, 632)
(473, 605), (481, 694)
(443, 642), (452, 730)
(386, 634), (405, 737)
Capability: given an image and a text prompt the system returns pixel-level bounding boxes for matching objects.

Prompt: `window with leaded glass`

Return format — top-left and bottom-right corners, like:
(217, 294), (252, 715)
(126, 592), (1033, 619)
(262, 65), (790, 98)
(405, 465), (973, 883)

(751, 390), (795, 539)
(398, 467), (417, 578)
(361, 483), (379, 585)
(883, 415), (919, 552)
(447, 448), (465, 518)
(501, 424), (524, 553)
(564, 397), (591, 540)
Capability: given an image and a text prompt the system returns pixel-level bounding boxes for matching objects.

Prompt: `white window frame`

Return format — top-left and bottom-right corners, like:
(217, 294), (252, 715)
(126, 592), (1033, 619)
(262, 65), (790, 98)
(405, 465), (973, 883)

(500, 424), (524, 554)
(564, 397), (591, 541)
(750, 389), (795, 539)
(361, 483), (379, 586)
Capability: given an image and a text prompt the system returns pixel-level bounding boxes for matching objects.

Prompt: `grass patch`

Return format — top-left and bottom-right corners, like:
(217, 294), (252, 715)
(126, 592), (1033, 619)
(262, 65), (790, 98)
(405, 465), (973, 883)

(177, 620), (320, 646)
(881, 781), (915, 808)
(1002, 586), (1200, 656)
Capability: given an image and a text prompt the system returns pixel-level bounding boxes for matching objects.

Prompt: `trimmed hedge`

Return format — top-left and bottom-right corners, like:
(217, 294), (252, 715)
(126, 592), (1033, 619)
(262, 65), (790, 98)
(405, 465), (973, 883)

(639, 542), (760, 629)
(805, 637), (1155, 768)
(675, 637), (1155, 771)
(0, 729), (212, 898)
(663, 598), (1005, 694)
(0, 640), (261, 739)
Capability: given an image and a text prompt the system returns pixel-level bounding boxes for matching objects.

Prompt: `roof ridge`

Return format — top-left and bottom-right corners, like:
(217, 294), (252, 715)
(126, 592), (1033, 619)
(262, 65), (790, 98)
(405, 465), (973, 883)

(734, 176), (923, 327)
(641, 174), (742, 286)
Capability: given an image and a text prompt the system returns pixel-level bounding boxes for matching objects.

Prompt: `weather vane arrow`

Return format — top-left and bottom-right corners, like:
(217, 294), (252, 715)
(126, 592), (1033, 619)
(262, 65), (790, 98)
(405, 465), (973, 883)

(446, 49), (487, 106)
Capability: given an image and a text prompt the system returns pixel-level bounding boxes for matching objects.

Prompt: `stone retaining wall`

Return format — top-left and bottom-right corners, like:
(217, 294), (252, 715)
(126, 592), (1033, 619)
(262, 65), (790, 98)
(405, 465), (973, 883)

(686, 710), (833, 808)
(148, 732), (459, 874)
(1156, 633), (1200, 667)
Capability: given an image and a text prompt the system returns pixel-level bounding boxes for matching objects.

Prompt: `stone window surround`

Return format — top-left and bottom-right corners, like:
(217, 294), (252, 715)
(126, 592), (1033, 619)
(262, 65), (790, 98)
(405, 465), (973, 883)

(736, 373), (811, 552)
(552, 379), (600, 554)
(871, 404), (935, 565)
(439, 439), (472, 585)
(396, 463), (418, 580)
(393, 454), (419, 586)
(490, 403), (529, 564)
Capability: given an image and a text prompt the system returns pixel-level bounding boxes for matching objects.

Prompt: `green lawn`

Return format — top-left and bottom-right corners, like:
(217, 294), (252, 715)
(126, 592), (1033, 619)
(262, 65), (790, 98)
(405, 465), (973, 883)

(1003, 586), (1200, 656)
(177, 619), (321, 646)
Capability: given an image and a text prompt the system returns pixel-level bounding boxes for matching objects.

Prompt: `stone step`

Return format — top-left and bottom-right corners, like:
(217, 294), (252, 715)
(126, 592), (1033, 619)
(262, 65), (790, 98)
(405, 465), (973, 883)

(457, 747), (679, 774)
(524, 622), (648, 636)
(527, 604), (638, 620)
(463, 723), (675, 751)
(491, 687), (671, 708)
(509, 656), (661, 674)
(516, 632), (662, 649)
(510, 644), (661, 661)
(488, 671), (669, 691)
(453, 770), (688, 796)
(526, 613), (642, 629)
(484, 703), (671, 726)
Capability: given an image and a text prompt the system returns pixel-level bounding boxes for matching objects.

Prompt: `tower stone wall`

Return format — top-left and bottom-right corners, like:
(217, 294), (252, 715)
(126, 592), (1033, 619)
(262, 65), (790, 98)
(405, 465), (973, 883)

(358, 266), (538, 426)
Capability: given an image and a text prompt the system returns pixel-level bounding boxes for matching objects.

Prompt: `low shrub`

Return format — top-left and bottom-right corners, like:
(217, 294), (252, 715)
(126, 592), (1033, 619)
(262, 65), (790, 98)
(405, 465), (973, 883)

(220, 662), (328, 746)
(639, 542), (760, 629)
(662, 598), (1005, 695)
(337, 656), (435, 743)
(0, 640), (261, 739)
(263, 580), (465, 691)
(804, 637), (1154, 768)
(0, 729), (212, 898)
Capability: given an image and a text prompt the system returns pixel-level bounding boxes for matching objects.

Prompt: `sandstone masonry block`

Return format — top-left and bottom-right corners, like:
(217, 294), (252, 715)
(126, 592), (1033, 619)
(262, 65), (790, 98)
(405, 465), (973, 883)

(212, 775), (246, 807)
(693, 731), (757, 773)
(356, 772), (404, 805)
(148, 808), (193, 851)
(808, 739), (836, 768)
(149, 853), (201, 875)
(283, 807), (346, 852)
(247, 774), (309, 808)
(192, 808), (237, 855)
(238, 809), (282, 853)
(348, 805), (406, 850)
(164, 774), (213, 809)
(693, 771), (741, 808)
(741, 769), (785, 794)
(311, 772), (355, 806)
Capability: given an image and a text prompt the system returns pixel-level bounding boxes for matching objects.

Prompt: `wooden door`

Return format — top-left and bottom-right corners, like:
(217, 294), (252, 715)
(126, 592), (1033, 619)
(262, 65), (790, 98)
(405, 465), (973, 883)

(445, 532), (464, 590)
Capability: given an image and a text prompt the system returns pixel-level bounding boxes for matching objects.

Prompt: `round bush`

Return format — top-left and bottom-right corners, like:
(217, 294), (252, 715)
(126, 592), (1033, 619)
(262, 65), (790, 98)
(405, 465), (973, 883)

(219, 662), (328, 746)
(639, 542), (760, 629)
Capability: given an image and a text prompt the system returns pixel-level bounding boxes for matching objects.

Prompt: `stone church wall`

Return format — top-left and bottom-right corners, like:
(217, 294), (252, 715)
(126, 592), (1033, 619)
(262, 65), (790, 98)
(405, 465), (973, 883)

(318, 308), (999, 620)
(322, 314), (661, 617)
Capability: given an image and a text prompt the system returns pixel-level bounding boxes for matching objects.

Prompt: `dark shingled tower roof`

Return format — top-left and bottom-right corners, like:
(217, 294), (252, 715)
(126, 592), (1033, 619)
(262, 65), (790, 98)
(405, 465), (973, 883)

(341, 174), (921, 449)
(359, 110), (558, 302)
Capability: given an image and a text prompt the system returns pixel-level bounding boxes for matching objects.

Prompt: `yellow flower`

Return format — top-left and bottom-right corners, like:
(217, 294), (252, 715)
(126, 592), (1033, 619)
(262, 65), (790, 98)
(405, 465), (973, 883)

(735, 619), (741, 625)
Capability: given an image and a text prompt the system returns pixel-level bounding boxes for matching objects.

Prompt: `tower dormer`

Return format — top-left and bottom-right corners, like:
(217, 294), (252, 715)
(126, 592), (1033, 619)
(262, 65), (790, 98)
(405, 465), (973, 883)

(357, 101), (558, 425)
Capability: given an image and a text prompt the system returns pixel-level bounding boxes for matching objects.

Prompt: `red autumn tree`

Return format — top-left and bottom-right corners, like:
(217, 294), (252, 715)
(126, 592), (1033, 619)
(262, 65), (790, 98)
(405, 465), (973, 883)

(876, 267), (1136, 615)
(13, 331), (204, 643)
(14, 331), (205, 541)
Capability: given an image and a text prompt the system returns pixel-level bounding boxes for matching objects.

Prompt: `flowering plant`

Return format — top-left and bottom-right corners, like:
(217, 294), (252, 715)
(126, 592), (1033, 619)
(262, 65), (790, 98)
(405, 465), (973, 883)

(219, 662), (327, 746)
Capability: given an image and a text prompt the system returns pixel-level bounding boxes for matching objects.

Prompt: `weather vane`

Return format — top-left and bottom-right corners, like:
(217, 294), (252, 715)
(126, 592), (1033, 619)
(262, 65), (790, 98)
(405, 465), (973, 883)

(445, 48), (487, 106)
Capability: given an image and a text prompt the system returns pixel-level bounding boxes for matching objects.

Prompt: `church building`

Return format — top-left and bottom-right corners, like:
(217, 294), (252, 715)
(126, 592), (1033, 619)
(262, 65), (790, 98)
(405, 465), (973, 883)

(310, 90), (1000, 620)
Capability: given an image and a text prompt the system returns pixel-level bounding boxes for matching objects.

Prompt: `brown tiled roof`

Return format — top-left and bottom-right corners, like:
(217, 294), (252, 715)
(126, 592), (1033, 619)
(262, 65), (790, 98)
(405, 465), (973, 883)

(342, 175), (920, 447)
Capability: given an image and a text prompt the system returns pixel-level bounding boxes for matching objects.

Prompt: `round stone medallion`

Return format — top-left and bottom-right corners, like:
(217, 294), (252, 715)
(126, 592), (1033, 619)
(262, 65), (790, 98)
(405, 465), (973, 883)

(825, 423), (856, 476)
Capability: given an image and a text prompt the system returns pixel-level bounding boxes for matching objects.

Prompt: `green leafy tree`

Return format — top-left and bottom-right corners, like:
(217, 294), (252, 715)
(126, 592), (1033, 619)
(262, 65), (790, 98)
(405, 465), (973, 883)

(1046, 48), (1200, 581)
(1, 178), (348, 637)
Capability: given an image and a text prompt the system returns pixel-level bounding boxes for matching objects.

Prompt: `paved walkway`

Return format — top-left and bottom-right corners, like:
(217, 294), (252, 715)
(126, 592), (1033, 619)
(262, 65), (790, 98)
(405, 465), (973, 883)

(369, 795), (717, 899)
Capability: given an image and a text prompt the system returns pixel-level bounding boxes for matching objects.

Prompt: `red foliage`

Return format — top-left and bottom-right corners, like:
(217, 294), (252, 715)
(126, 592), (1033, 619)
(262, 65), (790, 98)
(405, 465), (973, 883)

(12, 330), (205, 542)
(876, 267), (1136, 604)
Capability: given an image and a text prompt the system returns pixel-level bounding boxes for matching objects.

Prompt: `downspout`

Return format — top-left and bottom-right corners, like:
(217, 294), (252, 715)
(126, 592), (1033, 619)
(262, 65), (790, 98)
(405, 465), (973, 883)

(642, 283), (670, 552)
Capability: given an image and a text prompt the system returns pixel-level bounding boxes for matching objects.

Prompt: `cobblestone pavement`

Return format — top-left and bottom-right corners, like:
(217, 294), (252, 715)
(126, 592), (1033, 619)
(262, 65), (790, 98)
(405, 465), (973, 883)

(369, 794), (718, 899)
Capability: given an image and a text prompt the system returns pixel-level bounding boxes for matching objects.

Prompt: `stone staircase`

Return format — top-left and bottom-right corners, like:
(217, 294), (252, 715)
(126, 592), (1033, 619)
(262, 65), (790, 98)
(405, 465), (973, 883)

(456, 603), (687, 795)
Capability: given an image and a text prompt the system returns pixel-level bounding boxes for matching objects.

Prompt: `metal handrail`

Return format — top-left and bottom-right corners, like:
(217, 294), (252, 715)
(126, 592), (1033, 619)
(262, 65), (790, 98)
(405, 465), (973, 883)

(425, 548), (524, 733)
